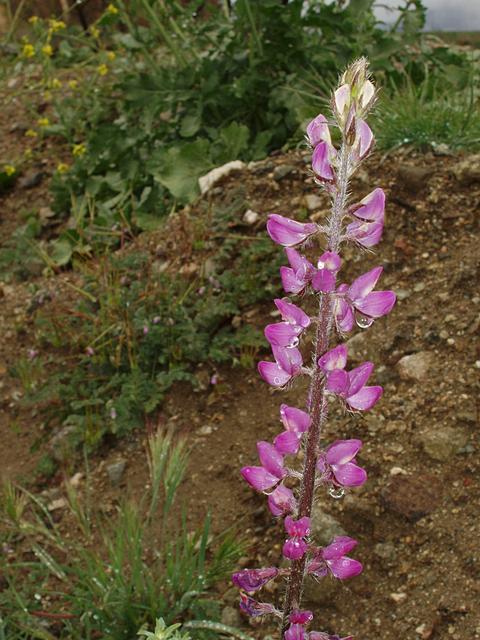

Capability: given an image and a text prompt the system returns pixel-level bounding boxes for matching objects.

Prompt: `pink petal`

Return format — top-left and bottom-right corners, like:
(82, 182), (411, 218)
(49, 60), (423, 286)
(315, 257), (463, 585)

(311, 269), (336, 293)
(285, 624), (307, 640)
(322, 536), (358, 560)
(258, 361), (291, 387)
(325, 369), (349, 394)
(318, 344), (348, 372)
(241, 466), (279, 491)
(353, 188), (385, 222)
(347, 385), (383, 411)
(334, 298), (354, 333)
(274, 299), (311, 328)
(280, 267), (305, 295)
(353, 119), (373, 160)
(257, 441), (286, 479)
(306, 113), (331, 147)
(354, 290), (396, 318)
(312, 141), (335, 181)
(283, 538), (308, 560)
(289, 610), (314, 625)
(232, 567), (278, 593)
(332, 461), (367, 487)
(268, 484), (297, 516)
(360, 79), (375, 109)
(285, 515), (311, 537)
(280, 404), (312, 433)
(274, 430), (302, 455)
(265, 322), (302, 347)
(346, 219), (384, 247)
(327, 557), (363, 580)
(348, 266), (383, 302)
(334, 84), (351, 118)
(272, 345), (303, 376)
(285, 247), (310, 273)
(326, 439), (362, 465)
(317, 251), (341, 272)
(347, 362), (374, 397)
(267, 214), (317, 247)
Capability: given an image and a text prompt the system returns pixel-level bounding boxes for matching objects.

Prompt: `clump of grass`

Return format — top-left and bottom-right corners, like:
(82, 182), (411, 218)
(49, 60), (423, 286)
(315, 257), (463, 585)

(0, 431), (244, 640)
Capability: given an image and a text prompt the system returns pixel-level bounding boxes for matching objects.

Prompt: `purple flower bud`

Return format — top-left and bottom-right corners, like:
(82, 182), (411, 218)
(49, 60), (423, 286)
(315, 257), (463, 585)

(285, 515), (311, 538)
(321, 536), (363, 579)
(306, 113), (331, 148)
(283, 538), (308, 560)
(268, 484), (297, 516)
(290, 609), (314, 625)
(143, 325), (149, 335)
(239, 593), (276, 617)
(232, 567), (278, 593)
(267, 214), (318, 247)
(312, 141), (335, 182)
(352, 119), (374, 161)
(274, 299), (311, 328)
(285, 624), (307, 640)
(210, 373), (218, 385)
(333, 84), (351, 122)
(280, 404), (311, 433)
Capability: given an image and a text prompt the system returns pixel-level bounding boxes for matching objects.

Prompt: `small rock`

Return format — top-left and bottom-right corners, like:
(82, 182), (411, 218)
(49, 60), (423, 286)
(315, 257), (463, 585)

(107, 459), (127, 486)
(310, 506), (347, 545)
(397, 352), (435, 382)
(452, 155), (480, 185)
(198, 425), (213, 436)
(273, 164), (296, 181)
(418, 426), (469, 462)
(18, 171), (44, 189)
(68, 472), (83, 488)
(198, 161), (245, 195)
(413, 282), (425, 293)
(48, 497), (67, 511)
(381, 474), (442, 521)
(243, 209), (259, 225)
(49, 425), (78, 462)
(389, 466), (408, 476)
(38, 206), (56, 222)
(395, 289), (411, 300)
(396, 164), (432, 194)
(221, 606), (243, 627)
(374, 542), (397, 563)
(390, 592), (407, 603)
(305, 194), (323, 211)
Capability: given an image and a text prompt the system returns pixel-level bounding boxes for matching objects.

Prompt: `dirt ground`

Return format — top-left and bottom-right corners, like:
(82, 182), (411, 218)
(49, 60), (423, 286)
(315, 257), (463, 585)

(1, 90), (480, 639)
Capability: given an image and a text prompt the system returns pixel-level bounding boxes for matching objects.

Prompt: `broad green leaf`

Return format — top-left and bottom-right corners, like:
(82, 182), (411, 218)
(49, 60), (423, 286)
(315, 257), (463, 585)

(50, 238), (73, 266)
(180, 114), (201, 138)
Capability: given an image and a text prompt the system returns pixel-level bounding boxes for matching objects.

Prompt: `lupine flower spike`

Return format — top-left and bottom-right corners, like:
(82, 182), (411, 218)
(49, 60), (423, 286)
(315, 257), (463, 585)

(233, 58), (396, 639)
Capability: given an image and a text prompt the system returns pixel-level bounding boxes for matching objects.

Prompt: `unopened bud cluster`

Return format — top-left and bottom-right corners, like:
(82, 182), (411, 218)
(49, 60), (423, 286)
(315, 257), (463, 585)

(231, 59), (396, 639)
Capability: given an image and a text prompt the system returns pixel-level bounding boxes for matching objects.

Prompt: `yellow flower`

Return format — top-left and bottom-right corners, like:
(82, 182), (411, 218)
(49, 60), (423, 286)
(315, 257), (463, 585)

(24, 148), (33, 158)
(106, 51), (116, 61)
(28, 16), (39, 25)
(43, 91), (52, 101)
(90, 25), (101, 38)
(49, 19), (66, 32)
(51, 78), (62, 89)
(97, 63), (108, 76)
(56, 162), (70, 174)
(25, 129), (38, 138)
(106, 4), (119, 15)
(42, 44), (53, 57)
(37, 117), (50, 127)
(68, 80), (78, 89)
(22, 43), (35, 58)
(3, 164), (16, 176)
(72, 143), (86, 157)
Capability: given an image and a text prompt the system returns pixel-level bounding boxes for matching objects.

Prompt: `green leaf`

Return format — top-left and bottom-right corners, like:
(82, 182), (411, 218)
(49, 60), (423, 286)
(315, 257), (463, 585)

(180, 114), (201, 138)
(217, 121), (250, 160)
(50, 238), (73, 266)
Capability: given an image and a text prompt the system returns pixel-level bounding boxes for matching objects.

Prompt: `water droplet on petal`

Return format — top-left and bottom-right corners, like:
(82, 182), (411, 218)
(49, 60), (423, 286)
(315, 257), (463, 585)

(355, 310), (374, 329)
(274, 377), (281, 385)
(328, 486), (345, 499)
(289, 337), (300, 348)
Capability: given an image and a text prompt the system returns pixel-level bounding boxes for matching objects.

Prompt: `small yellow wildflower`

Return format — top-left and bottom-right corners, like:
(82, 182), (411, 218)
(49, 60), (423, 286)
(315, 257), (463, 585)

(72, 143), (86, 157)
(51, 78), (62, 89)
(68, 80), (78, 89)
(56, 162), (70, 174)
(106, 4), (119, 15)
(24, 148), (33, 158)
(22, 43), (35, 58)
(97, 63), (108, 76)
(25, 129), (38, 138)
(28, 16), (39, 25)
(43, 91), (53, 101)
(90, 25), (101, 38)
(106, 51), (116, 61)
(49, 19), (66, 32)
(3, 165), (16, 176)
(42, 44), (53, 57)
(37, 117), (50, 127)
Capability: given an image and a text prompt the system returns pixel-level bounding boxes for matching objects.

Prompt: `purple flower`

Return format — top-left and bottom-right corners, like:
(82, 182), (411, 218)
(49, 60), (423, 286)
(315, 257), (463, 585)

(311, 252), (341, 293)
(232, 567), (278, 593)
(334, 266), (396, 332)
(312, 141), (336, 182)
(290, 610), (314, 625)
(258, 344), (303, 388)
(265, 322), (303, 348)
(352, 119), (373, 161)
(347, 188), (384, 248)
(285, 625), (307, 640)
(143, 325), (149, 335)
(280, 248), (316, 295)
(274, 404), (312, 455)
(268, 483), (297, 516)
(306, 113), (331, 148)
(333, 84), (351, 123)
(318, 345), (348, 372)
(310, 634), (353, 640)
(283, 516), (310, 560)
(267, 214), (318, 247)
(317, 439), (367, 487)
(239, 593), (276, 617)
(27, 349), (38, 360)
(275, 298), (311, 328)
(85, 346), (95, 356)
(241, 441), (286, 492)
(308, 536), (362, 580)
